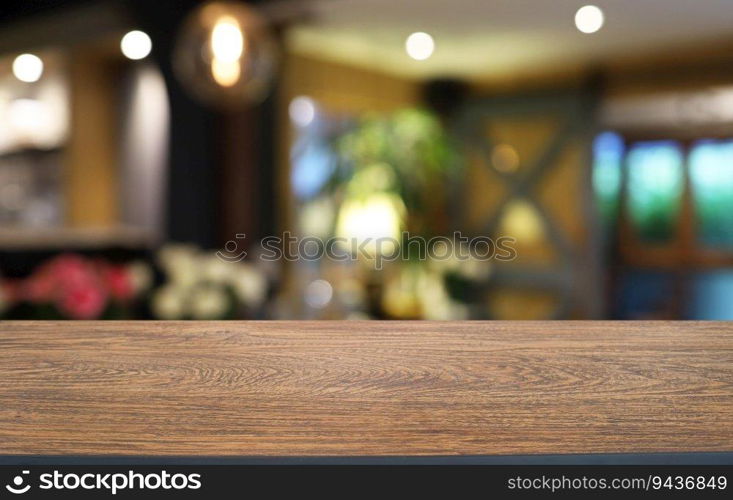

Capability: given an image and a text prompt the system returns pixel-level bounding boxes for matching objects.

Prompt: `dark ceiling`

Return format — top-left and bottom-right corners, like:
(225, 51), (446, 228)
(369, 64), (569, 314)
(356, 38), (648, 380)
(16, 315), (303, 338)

(0, 0), (97, 25)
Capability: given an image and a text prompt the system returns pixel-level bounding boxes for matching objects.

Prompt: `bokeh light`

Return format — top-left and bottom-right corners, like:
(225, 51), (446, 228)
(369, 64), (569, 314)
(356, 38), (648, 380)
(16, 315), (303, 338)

(289, 96), (316, 127)
(491, 143), (520, 173)
(305, 279), (333, 309)
(405, 32), (435, 61)
(336, 193), (404, 258)
(121, 31), (152, 60)
(12, 54), (43, 82)
(210, 15), (244, 87)
(575, 5), (604, 34)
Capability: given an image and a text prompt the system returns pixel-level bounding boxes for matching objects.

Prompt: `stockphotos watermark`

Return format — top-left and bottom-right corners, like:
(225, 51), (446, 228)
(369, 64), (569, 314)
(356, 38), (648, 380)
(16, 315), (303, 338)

(217, 232), (517, 269)
(3, 469), (201, 495)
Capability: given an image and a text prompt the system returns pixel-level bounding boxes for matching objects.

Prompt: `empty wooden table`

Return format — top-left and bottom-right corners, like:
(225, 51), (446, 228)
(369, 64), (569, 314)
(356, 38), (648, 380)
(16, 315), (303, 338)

(0, 321), (731, 457)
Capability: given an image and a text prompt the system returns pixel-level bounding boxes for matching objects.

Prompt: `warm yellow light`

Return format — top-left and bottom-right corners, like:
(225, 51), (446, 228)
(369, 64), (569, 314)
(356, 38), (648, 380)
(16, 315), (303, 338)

(210, 16), (245, 87)
(336, 193), (404, 257)
(575, 5), (604, 34)
(211, 16), (244, 62)
(405, 32), (434, 61)
(211, 59), (241, 87)
(499, 199), (545, 244)
(121, 30), (152, 60)
(12, 54), (43, 82)
(491, 144), (520, 173)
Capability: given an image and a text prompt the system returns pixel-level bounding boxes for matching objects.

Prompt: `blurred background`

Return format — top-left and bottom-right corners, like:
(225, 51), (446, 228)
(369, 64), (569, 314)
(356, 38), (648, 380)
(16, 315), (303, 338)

(1, 0), (733, 320)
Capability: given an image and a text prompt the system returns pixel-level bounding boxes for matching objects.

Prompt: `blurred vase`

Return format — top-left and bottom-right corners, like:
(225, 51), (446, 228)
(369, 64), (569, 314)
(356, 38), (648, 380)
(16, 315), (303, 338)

(173, 1), (277, 108)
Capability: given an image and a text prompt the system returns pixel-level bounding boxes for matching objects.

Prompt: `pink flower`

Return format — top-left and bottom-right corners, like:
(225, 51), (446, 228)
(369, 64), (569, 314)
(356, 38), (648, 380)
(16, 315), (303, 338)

(48, 254), (96, 289)
(57, 283), (107, 320)
(12, 254), (143, 319)
(102, 265), (135, 302)
(21, 254), (94, 303)
(22, 270), (57, 303)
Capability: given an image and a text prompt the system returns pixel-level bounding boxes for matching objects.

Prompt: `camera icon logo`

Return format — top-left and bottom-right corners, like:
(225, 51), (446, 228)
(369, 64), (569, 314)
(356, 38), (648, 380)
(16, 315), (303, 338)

(216, 233), (247, 262)
(6, 470), (31, 494)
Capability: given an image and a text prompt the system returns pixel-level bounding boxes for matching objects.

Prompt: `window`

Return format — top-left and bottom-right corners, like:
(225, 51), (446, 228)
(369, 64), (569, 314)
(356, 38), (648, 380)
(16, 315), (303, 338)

(626, 141), (684, 243)
(592, 131), (623, 223)
(689, 140), (733, 248)
(593, 132), (733, 319)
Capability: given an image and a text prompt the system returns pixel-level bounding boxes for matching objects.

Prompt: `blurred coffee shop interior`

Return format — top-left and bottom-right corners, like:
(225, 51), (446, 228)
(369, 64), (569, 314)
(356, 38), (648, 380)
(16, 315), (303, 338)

(2, 0), (733, 321)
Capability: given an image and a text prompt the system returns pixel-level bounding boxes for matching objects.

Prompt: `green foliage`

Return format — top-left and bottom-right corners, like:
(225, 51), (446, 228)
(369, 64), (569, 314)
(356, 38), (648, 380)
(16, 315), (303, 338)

(330, 108), (459, 216)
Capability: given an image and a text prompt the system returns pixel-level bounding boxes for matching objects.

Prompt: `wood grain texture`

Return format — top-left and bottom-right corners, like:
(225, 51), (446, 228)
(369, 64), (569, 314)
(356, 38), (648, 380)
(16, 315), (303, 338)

(0, 321), (731, 457)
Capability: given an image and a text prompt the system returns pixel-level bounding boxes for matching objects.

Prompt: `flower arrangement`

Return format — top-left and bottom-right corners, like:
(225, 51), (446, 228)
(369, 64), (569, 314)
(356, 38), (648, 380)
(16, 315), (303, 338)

(150, 244), (268, 320)
(1, 254), (151, 319)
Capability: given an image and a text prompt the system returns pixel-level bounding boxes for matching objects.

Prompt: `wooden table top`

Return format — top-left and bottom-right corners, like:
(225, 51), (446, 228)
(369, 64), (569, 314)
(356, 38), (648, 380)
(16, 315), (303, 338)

(0, 321), (731, 457)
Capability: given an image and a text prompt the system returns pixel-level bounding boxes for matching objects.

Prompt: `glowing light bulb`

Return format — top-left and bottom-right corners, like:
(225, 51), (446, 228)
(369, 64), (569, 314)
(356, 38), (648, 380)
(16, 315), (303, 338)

(12, 54), (43, 83)
(211, 16), (244, 62)
(210, 16), (246, 87)
(173, 1), (277, 106)
(575, 5), (604, 34)
(405, 32), (435, 61)
(121, 30), (152, 60)
(212, 59), (241, 87)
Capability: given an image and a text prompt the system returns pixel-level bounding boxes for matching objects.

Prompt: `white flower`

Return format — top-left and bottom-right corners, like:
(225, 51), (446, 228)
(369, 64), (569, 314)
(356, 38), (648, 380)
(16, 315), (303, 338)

(158, 243), (197, 266)
(154, 245), (269, 316)
(199, 254), (233, 284)
(158, 244), (199, 288)
(151, 285), (187, 319)
(190, 285), (230, 320)
(229, 264), (267, 307)
(127, 261), (153, 294)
